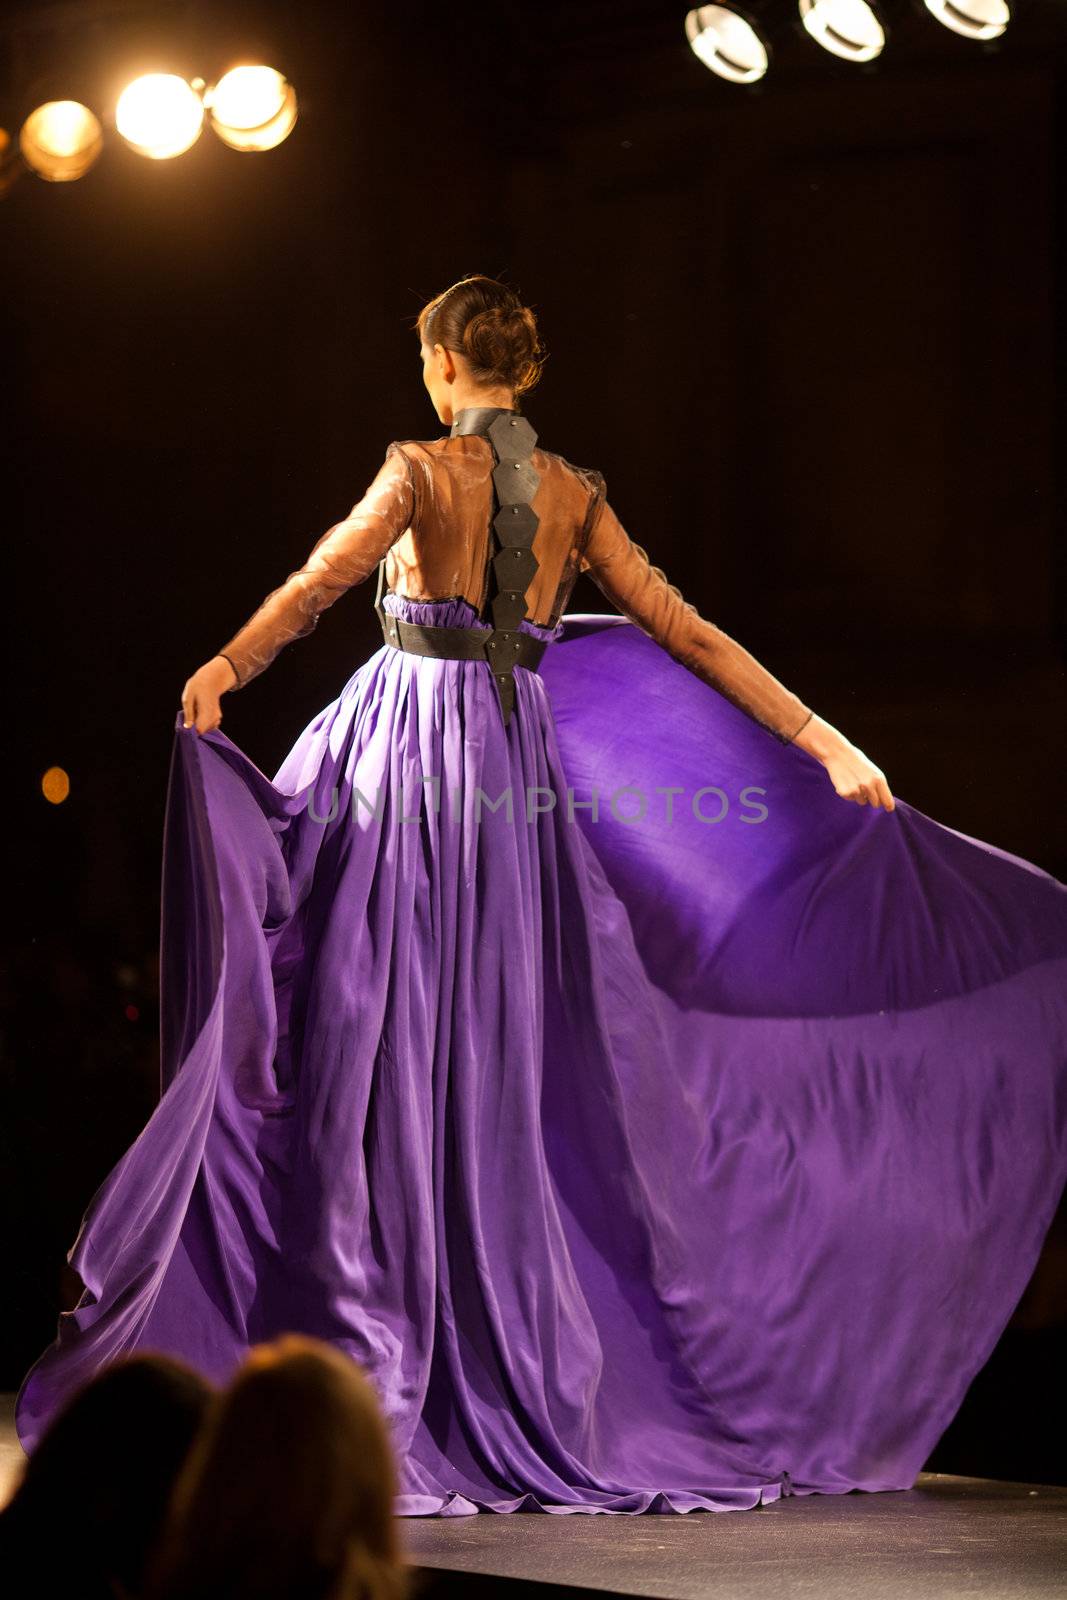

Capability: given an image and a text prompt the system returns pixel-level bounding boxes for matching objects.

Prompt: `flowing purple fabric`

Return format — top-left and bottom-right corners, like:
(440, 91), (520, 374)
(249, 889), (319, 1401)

(15, 596), (1067, 1516)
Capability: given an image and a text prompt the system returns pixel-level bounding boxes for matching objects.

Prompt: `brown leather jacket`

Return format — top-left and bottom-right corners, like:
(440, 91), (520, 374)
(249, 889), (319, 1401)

(217, 427), (814, 744)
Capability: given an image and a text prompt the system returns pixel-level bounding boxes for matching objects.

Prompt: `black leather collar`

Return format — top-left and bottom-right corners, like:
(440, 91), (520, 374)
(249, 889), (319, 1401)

(449, 405), (524, 437)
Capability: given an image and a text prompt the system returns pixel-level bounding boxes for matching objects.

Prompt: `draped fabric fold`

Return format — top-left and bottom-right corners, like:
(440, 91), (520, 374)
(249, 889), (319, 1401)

(15, 599), (1067, 1517)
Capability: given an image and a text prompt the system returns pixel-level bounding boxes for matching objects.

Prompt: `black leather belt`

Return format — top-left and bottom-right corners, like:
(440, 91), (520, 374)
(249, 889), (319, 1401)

(374, 581), (548, 674)
(372, 409), (547, 727)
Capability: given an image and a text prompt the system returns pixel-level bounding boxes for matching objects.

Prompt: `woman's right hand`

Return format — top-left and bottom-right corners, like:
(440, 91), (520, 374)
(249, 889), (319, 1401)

(793, 714), (895, 811)
(181, 656), (238, 735)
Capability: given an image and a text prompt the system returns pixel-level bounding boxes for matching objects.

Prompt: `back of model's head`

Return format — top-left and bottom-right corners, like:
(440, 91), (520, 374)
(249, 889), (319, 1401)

(416, 274), (547, 399)
(0, 1352), (214, 1600)
(144, 1333), (409, 1600)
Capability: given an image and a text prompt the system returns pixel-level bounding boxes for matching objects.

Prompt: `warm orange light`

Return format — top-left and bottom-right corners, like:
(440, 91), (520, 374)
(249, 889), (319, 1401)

(207, 65), (297, 152)
(19, 100), (103, 182)
(116, 73), (204, 159)
(41, 766), (71, 804)
(0, 126), (19, 198)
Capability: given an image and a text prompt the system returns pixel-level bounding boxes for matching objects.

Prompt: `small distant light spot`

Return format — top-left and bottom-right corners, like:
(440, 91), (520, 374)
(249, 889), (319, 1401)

(41, 766), (70, 804)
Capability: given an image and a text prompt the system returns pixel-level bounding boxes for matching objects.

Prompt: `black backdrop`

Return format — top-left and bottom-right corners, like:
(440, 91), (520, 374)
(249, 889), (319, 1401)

(3, 0), (1065, 1483)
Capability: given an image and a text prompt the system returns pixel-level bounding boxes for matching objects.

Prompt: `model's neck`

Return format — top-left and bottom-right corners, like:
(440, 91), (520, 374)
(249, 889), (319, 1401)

(451, 397), (516, 417)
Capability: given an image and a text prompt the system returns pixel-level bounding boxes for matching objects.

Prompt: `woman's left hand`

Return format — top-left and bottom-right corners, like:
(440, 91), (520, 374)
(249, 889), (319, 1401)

(793, 714), (895, 811)
(822, 743), (895, 811)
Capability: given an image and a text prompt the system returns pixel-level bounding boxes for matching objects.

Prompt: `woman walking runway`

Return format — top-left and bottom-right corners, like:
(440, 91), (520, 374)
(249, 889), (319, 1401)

(16, 275), (1067, 1516)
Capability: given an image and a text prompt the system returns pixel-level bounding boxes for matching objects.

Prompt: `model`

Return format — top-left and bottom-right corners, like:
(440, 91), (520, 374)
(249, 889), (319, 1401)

(16, 275), (1067, 1516)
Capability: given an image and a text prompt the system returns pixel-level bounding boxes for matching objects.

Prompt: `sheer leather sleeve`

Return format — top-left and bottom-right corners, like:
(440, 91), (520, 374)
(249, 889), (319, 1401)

(580, 476), (814, 744)
(217, 442), (416, 690)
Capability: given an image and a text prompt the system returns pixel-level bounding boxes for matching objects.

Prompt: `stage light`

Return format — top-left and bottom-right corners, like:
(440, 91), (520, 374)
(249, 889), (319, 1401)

(41, 767), (71, 805)
(19, 100), (103, 182)
(685, 5), (769, 84)
(115, 73), (204, 160)
(922, 0), (1009, 40)
(798, 0), (885, 62)
(207, 65), (297, 152)
(0, 126), (21, 197)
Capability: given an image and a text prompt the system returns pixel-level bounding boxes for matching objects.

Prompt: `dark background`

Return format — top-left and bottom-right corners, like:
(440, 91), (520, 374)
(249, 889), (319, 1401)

(3, 0), (1065, 1483)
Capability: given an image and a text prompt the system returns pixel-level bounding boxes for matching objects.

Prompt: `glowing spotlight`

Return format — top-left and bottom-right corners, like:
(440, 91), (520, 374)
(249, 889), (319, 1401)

(0, 126), (21, 197)
(207, 65), (297, 152)
(799, 0), (885, 62)
(922, 0), (1009, 40)
(685, 5), (769, 84)
(19, 101), (103, 182)
(41, 766), (71, 804)
(116, 73), (204, 160)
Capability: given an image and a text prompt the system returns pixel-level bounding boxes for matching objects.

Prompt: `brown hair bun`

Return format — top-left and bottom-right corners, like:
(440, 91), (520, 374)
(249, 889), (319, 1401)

(415, 275), (547, 398)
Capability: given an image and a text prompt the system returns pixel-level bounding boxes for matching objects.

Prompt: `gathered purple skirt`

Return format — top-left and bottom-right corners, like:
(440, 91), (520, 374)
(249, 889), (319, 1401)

(15, 595), (1067, 1515)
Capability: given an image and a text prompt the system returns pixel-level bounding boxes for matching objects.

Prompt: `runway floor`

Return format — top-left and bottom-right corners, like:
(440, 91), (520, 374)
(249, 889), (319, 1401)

(403, 1472), (1067, 1598)
(2, 1395), (1064, 1599)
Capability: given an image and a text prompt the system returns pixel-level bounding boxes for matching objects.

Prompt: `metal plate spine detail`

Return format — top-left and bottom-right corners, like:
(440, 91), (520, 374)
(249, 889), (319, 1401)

(482, 413), (541, 728)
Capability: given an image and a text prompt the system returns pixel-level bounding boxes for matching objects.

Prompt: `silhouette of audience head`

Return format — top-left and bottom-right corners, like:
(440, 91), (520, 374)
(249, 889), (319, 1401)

(144, 1333), (409, 1600)
(0, 1351), (215, 1600)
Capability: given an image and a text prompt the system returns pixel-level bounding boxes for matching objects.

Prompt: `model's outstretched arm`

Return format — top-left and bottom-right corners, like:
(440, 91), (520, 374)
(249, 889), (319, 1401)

(581, 480), (894, 810)
(181, 442), (416, 734)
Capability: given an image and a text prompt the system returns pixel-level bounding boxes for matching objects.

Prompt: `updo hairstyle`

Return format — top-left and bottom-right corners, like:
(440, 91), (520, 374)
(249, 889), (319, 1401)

(415, 275), (547, 399)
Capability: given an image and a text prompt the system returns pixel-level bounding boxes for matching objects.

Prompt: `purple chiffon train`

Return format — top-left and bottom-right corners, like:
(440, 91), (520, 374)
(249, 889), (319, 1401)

(15, 595), (1067, 1515)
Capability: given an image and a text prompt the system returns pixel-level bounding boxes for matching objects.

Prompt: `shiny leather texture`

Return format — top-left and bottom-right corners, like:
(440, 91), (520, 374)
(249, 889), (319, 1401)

(217, 407), (814, 743)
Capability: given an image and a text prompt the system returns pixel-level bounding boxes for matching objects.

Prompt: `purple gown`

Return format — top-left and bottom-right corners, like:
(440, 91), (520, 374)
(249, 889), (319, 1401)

(14, 431), (1067, 1515)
